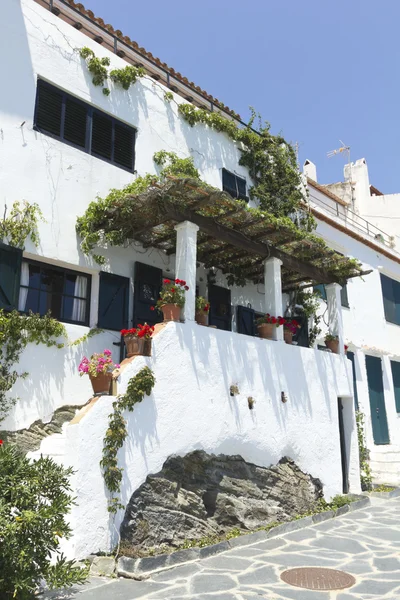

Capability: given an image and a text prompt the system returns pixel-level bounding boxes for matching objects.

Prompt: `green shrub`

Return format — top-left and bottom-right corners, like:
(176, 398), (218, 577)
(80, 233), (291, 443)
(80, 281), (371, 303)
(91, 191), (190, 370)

(0, 443), (88, 599)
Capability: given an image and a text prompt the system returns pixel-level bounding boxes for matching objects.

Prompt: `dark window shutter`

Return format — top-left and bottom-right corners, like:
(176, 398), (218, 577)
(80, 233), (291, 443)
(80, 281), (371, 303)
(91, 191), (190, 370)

(236, 305), (255, 336)
(35, 81), (63, 136)
(0, 242), (22, 310)
(222, 169), (247, 200)
(64, 96), (87, 148)
(391, 361), (400, 413)
(293, 314), (309, 348)
(347, 351), (359, 410)
(341, 282), (349, 308)
(380, 274), (396, 324)
(314, 284), (327, 301)
(236, 176), (247, 201)
(365, 355), (390, 445)
(114, 123), (134, 170)
(98, 272), (129, 331)
(133, 262), (163, 326)
(91, 112), (112, 160)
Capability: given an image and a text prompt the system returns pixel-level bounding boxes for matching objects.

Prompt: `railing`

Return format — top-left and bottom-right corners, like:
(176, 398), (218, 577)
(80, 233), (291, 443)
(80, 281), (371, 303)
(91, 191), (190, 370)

(308, 191), (396, 250)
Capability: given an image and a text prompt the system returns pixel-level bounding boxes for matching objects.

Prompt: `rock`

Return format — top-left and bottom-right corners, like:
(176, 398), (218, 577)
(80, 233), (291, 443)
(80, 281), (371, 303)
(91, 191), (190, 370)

(90, 556), (116, 576)
(120, 451), (322, 553)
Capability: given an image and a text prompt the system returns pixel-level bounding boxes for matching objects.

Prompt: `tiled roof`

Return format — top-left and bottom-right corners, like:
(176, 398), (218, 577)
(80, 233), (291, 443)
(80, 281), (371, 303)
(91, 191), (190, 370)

(44, 0), (241, 121)
(307, 178), (348, 207)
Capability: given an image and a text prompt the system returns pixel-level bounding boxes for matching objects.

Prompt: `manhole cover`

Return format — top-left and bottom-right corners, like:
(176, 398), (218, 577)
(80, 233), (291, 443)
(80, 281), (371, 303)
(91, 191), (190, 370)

(281, 567), (356, 591)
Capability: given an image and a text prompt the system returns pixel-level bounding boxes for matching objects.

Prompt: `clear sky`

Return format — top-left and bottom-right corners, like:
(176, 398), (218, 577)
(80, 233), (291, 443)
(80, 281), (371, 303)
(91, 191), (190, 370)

(82, 0), (400, 193)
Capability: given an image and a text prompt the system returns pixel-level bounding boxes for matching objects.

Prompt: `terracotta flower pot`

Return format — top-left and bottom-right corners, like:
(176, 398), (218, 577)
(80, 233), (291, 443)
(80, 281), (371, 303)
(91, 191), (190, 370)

(326, 338), (339, 354)
(124, 335), (145, 358)
(284, 330), (293, 345)
(89, 372), (113, 395)
(161, 304), (181, 322)
(195, 312), (208, 326)
(257, 323), (275, 340)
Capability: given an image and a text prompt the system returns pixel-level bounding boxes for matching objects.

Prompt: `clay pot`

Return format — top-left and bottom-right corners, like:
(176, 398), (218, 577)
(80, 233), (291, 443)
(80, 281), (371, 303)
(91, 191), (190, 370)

(195, 312), (208, 326)
(161, 304), (181, 322)
(124, 335), (145, 358)
(325, 338), (339, 354)
(284, 330), (293, 345)
(257, 323), (275, 340)
(89, 372), (112, 395)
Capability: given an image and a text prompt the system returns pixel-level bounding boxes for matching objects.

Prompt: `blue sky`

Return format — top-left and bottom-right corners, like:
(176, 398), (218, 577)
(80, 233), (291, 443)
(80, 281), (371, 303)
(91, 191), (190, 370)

(83, 0), (400, 193)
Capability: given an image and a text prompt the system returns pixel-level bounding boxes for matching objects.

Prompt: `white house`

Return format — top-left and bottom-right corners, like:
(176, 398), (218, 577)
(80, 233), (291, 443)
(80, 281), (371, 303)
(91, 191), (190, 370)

(304, 160), (400, 487)
(1, 0), (396, 559)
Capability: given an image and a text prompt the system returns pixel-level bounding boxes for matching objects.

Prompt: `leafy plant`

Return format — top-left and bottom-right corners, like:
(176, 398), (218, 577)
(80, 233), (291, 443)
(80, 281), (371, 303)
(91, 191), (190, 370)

(153, 150), (200, 180)
(78, 349), (120, 378)
(195, 296), (210, 314)
(79, 47), (110, 87)
(325, 333), (339, 342)
(164, 91), (174, 102)
(154, 278), (189, 310)
(0, 442), (88, 598)
(0, 311), (66, 425)
(0, 201), (44, 249)
(356, 411), (373, 491)
(100, 366), (155, 513)
(110, 65), (145, 90)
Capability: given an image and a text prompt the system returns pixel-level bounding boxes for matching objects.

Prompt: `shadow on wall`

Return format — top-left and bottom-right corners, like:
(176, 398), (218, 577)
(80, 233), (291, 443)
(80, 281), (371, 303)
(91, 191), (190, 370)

(2, 0), (35, 120)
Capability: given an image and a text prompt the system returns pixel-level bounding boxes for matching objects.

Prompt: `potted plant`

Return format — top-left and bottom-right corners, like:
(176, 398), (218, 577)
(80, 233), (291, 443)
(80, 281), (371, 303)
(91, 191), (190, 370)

(325, 334), (339, 354)
(78, 349), (120, 395)
(256, 314), (285, 340)
(154, 278), (189, 322)
(283, 318), (300, 345)
(121, 323), (155, 357)
(195, 296), (210, 326)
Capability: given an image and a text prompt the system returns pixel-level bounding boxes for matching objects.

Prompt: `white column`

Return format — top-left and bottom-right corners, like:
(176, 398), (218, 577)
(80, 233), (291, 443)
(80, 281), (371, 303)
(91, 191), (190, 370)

(264, 257), (283, 342)
(326, 283), (344, 355)
(174, 221), (199, 322)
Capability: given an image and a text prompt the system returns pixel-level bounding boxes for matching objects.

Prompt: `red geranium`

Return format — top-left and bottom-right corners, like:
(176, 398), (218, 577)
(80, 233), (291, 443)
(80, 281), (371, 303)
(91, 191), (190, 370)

(121, 325), (153, 338)
(0, 440), (3, 446)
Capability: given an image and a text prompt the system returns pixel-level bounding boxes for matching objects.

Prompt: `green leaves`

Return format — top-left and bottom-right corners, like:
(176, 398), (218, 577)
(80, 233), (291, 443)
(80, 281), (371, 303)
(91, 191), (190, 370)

(0, 201), (44, 250)
(101, 367), (155, 513)
(356, 411), (373, 491)
(79, 47), (145, 95)
(0, 443), (88, 598)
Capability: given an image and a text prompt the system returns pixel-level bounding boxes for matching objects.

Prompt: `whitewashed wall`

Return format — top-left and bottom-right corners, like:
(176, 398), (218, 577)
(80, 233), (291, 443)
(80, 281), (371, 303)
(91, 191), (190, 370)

(57, 322), (359, 559)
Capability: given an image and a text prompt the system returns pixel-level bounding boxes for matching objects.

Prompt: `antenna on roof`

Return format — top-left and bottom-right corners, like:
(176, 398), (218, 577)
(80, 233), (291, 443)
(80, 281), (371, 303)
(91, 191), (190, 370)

(327, 140), (350, 164)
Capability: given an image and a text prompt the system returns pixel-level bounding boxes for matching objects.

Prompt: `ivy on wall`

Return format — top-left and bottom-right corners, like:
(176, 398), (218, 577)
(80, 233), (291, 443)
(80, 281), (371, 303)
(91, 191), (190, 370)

(0, 201), (44, 249)
(79, 47), (145, 96)
(100, 366), (155, 514)
(356, 411), (373, 491)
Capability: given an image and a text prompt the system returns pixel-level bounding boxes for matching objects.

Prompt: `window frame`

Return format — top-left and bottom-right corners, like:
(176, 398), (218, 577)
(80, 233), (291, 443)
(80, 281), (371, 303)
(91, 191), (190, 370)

(222, 168), (248, 202)
(33, 79), (136, 173)
(19, 259), (91, 327)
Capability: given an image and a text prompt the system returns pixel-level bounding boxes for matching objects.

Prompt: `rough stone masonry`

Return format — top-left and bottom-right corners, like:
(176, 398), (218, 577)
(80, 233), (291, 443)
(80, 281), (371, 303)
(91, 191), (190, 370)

(120, 451), (322, 553)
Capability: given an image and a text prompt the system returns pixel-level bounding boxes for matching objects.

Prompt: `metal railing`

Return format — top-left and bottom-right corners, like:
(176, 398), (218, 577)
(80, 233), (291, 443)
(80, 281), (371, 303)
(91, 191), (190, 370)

(308, 192), (396, 250)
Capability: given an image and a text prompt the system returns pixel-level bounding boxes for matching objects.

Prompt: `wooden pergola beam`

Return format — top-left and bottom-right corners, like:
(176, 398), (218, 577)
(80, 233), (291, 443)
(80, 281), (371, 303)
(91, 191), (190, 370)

(164, 205), (336, 284)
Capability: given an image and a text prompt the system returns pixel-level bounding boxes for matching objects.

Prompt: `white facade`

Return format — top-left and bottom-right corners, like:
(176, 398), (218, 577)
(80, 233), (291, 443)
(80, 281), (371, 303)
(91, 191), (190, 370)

(2, 0), (399, 558)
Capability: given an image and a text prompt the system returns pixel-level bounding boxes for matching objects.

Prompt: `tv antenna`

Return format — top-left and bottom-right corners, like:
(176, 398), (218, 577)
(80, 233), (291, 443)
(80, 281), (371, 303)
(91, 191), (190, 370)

(327, 140), (350, 163)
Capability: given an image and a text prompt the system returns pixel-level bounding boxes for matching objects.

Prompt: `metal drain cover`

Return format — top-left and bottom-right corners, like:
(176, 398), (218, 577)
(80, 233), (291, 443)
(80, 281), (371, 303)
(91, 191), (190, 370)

(281, 567), (356, 591)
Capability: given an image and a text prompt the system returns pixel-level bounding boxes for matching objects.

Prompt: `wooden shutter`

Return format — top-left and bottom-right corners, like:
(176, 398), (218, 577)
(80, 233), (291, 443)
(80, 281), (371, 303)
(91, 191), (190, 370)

(208, 285), (232, 331)
(133, 262), (163, 326)
(346, 351), (359, 410)
(380, 273), (396, 324)
(390, 361), (400, 413)
(114, 123), (134, 170)
(91, 111), (112, 160)
(341, 283), (349, 308)
(314, 284), (327, 301)
(293, 314), (309, 348)
(0, 242), (22, 311)
(236, 305), (255, 336)
(365, 355), (390, 445)
(97, 272), (129, 331)
(34, 80), (63, 137)
(64, 96), (87, 148)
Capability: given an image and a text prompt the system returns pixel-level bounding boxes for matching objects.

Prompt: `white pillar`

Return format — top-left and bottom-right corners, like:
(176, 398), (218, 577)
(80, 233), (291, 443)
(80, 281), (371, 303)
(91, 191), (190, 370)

(264, 257), (283, 342)
(174, 221), (199, 322)
(326, 283), (344, 355)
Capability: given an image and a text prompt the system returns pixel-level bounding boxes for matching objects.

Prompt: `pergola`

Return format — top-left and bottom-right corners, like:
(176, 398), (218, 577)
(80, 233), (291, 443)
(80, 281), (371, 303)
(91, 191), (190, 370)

(96, 176), (367, 350)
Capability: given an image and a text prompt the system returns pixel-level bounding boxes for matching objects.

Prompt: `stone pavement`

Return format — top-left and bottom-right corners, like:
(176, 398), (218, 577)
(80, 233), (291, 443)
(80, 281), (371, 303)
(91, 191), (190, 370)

(44, 495), (400, 599)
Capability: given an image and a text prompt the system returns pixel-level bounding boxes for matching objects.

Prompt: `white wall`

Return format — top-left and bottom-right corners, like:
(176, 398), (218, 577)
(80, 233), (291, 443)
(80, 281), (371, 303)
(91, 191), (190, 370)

(60, 322), (359, 559)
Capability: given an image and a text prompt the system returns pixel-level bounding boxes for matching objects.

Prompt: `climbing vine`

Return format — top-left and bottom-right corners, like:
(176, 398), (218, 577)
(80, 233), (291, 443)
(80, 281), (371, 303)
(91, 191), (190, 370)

(100, 366), (155, 513)
(356, 411), (373, 491)
(0, 311), (66, 424)
(79, 47), (145, 96)
(0, 201), (44, 249)
(293, 289), (323, 347)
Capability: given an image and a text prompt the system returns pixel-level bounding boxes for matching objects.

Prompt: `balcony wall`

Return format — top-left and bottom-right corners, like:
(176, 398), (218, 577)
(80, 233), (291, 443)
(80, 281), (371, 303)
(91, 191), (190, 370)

(59, 321), (360, 559)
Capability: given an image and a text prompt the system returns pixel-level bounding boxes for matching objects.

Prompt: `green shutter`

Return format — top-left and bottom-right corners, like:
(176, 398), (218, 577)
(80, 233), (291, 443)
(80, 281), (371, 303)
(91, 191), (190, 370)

(341, 283), (349, 308)
(347, 351), (359, 410)
(381, 274), (397, 324)
(314, 284), (327, 301)
(390, 361), (400, 413)
(0, 242), (22, 311)
(98, 272), (129, 331)
(237, 305), (255, 336)
(365, 355), (390, 444)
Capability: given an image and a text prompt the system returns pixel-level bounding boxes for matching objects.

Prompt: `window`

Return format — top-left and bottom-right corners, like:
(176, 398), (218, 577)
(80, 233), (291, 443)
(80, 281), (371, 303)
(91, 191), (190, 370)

(313, 283), (349, 308)
(222, 169), (248, 201)
(18, 261), (91, 326)
(390, 361), (400, 413)
(34, 80), (136, 172)
(380, 273), (400, 326)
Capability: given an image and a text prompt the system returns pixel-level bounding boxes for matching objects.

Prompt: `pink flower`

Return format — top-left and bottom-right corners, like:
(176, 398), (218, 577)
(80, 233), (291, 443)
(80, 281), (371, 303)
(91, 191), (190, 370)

(115, 364), (120, 369)
(103, 349), (112, 356)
